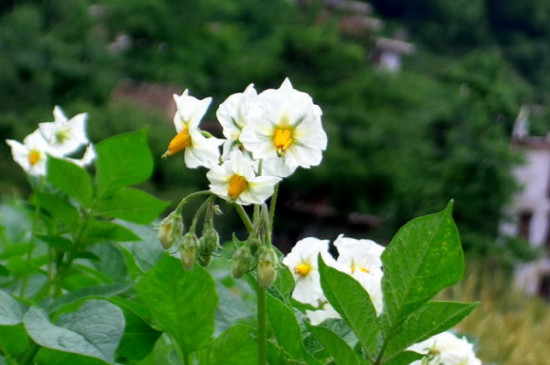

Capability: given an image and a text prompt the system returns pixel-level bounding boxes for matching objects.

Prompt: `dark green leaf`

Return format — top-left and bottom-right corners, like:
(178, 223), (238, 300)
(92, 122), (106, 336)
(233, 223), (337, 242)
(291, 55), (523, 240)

(115, 304), (162, 361)
(32, 192), (80, 230)
(80, 219), (140, 245)
(0, 325), (30, 359)
(47, 156), (93, 207)
(96, 188), (168, 224)
(35, 349), (110, 365)
(318, 256), (380, 357)
(95, 130), (153, 194)
(306, 324), (361, 365)
(136, 256), (217, 355)
(382, 351), (423, 365)
(37, 235), (72, 251)
(23, 300), (125, 364)
(381, 202), (463, 330)
(197, 325), (257, 365)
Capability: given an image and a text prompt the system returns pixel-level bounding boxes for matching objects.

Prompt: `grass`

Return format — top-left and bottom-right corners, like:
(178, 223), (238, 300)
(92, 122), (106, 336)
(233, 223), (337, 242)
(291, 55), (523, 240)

(440, 261), (550, 365)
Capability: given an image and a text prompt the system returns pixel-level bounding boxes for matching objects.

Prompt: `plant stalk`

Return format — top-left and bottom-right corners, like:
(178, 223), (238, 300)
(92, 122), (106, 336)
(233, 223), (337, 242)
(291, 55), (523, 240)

(257, 285), (268, 365)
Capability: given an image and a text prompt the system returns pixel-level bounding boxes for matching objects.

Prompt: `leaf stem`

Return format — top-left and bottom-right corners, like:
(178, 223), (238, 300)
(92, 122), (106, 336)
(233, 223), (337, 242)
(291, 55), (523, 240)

(176, 190), (212, 213)
(268, 183), (279, 230)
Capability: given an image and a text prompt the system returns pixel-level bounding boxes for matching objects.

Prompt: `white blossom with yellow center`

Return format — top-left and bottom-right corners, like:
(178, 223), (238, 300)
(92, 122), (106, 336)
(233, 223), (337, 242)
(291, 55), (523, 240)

(38, 106), (89, 157)
(207, 150), (281, 205)
(282, 237), (335, 307)
(240, 78), (328, 178)
(334, 235), (385, 315)
(6, 130), (50, 176)
(164, 90), (223, 168)
(408, 331), (482, 365)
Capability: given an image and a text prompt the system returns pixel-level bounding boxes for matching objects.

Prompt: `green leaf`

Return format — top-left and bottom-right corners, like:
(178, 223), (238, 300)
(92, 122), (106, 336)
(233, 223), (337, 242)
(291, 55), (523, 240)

(136, 256), (218, 355)
(0, 290), (27, 325)
(270, 264), (295, 302)
(215, 283), (254, 336)
(115, 303), (162, 361)
(81, 219), (140, 245)
(32, 192), (80, 230)
(384, 301), (479, 358)
(96, 188), (169, 224)
(306, 324), (361, 365)
(381, 202), (463, 329)
(318, 256), (380, 357)
(116, 221), (164, 272)
(23, 300), (125, 364)
(197, 324), (257, 365)
(47, 156), (93, 207)
(50, 284), (131, 313)
(266, 294), (304, 360)
(382, 351), (423, 365)
(0, 324), (30, 359)
(95, 130), (154, 194)
(35, 349), (110, 365)
(37, 235), (72, 252)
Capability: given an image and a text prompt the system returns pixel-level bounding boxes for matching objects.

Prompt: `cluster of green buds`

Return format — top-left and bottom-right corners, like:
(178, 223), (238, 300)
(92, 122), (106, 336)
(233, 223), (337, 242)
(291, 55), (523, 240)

(157, 198), (221, 271)
(231, 234), (278, 288)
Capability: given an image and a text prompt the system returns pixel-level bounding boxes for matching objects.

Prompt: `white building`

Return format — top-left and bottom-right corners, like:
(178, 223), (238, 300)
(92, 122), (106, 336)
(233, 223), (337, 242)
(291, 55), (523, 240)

(500, 106), (550, 299)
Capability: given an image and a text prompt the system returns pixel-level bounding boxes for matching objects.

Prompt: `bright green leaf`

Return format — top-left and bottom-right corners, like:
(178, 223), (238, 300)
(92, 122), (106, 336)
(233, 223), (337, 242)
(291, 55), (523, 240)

(0, 325), (30, 359)
(35, 349), (110, 365)
(47, 156), (93, 207)
(318, 256), (380, 357)
(0, 290), (26, 325)
(306, 323), (361, 365)
(381, 202), (463, 330)
(95, 130), (153, 194)
(384, 301), (479, 358)
(115, 304), (162, 361)
(198, 324), (257, 365)
(382, 351), (423, 365)
(136, 256), (217, 356)
(266, 294), (304, 360)
(23, 300), (125, 364)
(37, 235), (72, 252)
(96, 188), (169, 224)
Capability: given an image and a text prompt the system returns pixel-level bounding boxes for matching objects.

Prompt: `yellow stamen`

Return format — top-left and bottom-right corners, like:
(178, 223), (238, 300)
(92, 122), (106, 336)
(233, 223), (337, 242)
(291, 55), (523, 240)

(228, 174), (247, 199)
(351, 263), (369, 274)
(294, 263), (311, 277)
(273, 128), (293, 156)
(28, 150), (41, 166)
(55, 129), (70, 144)
(165, 128), (191, 157)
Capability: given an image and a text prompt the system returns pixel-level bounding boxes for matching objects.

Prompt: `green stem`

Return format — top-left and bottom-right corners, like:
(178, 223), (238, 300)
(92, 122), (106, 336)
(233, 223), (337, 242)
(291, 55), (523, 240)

(189, 196), (215, 233)
(268, 183), (279, 231)
(20, 181), (44, 297)
(234, 204), (254, 233)
(257, 285), (268, 365)
(176, 190), (212, 213)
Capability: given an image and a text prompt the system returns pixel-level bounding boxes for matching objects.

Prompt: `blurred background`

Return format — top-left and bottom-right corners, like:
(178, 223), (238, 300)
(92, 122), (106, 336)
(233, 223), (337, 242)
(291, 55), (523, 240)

(1, 1), (549, 362)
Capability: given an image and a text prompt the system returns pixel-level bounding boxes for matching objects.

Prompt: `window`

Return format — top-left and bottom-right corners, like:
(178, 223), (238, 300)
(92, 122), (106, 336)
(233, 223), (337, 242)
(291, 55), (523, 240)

(518, 211), (533, 241)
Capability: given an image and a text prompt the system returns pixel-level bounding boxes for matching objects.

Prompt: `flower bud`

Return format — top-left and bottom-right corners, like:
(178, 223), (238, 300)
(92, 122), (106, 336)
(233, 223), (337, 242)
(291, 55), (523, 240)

(247, 236), (261, 256)
(200, 226), (220, 255)
(198, 253), (212, 267)
(157, 211), (183, 249)
(180, 232), (198, 270)
(257, 246), (278, 288)
(231, 245), (252, 278)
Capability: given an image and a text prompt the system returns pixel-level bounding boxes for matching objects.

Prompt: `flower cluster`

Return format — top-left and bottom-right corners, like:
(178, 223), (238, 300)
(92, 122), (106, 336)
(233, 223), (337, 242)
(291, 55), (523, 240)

(282, 235), (385, 324)
(163, 78), (328, 205)
(409, 331), (482, 365)
(6, 106), (95, 176)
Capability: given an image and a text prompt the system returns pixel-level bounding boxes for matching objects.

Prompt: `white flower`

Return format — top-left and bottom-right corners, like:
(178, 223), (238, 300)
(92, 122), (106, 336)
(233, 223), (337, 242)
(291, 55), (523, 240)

(282, 237), (336, 306)
(164, 90), (223, 168)
(207, 150), (281, 205)
(240, 78), (328, 177)
(38, 106), (89, 156)
(65, 144), (96, 167)
(409, 332), (482, 365)
(334, 235), (385, 315)
(216, 84), (262, 158)
(306, 303), (341, 325)
(6, 130), (50, 176)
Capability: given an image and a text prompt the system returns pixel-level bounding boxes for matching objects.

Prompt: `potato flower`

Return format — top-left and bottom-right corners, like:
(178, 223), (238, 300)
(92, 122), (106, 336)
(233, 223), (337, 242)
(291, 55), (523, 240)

(6, 130), (51, 176)
(164, 90), (223, 168)
(334, 235), (385, 315)
(216, 84), (262, 158)
(409, 331), (482, 365)
(207, 150), (281, 205)
(38, 106), (89, 156)
(240, 78), (327, 177)
(282, 237), (335, 306)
